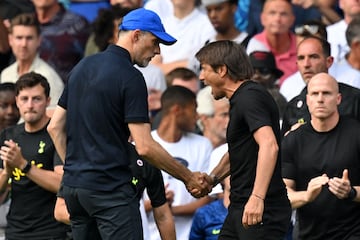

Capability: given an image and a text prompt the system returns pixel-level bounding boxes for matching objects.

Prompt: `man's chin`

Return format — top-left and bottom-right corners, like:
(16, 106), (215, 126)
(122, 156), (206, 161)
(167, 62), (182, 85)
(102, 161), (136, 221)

(136, 60), (150, 68)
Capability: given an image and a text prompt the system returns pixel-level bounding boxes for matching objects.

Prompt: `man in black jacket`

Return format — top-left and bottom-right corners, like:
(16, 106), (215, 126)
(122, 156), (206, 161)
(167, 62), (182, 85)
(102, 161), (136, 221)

(281, 36), (360, 136)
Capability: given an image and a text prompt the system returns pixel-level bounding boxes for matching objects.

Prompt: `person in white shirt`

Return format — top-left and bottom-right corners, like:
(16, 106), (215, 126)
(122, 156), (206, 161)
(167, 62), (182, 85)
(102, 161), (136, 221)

(196, 85), (229, 149)
(280, 20), (327, 101)
(326, 0), (360, 62)
(0, 13), (64, 114)
(329, 16), (360, 89)
(146, 86), (213, 240)
(149, 0), (215, 75)
(144, 0), (173, 20)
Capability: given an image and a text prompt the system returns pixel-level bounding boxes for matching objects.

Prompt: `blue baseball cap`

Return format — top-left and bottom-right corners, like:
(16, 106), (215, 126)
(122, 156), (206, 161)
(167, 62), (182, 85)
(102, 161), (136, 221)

(119, 8), (177, 45)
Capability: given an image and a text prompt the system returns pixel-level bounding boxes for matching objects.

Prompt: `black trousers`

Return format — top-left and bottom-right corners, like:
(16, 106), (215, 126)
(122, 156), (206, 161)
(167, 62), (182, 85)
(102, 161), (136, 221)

(62, 184), (143, 240)
(219, 202), (292, 240)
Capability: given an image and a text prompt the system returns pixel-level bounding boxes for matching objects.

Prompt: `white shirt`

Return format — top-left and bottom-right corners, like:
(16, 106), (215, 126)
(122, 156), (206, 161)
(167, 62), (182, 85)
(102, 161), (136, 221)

(160, 8), (215, 64)
(208, 143), (228, 196)
(147, 130), (213, 240)
(135, 64), (167, 92)
(0, 55), (64, 109)
(144, 0), (173, 21)
(327, 20), (349, 63)
(329, 59), (360, 89)
(246, 37), (270, 55)
(280, 71), (306, 101)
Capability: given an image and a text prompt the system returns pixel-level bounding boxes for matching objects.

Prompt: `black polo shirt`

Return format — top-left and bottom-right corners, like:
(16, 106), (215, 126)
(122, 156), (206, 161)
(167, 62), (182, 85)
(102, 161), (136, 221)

(59, 44), (150, 191)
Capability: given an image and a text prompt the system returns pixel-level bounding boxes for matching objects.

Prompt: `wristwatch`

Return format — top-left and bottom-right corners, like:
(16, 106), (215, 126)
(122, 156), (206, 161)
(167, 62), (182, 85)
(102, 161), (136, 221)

(21, 161), (32, 174)
(210, 174), (220, 187)
(345, 186), (357, 201)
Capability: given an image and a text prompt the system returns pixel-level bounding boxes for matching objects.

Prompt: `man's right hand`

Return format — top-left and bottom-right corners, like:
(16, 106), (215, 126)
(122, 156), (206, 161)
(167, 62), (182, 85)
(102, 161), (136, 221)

(305, 174), (329, 203)
(186, 172), (212, 198)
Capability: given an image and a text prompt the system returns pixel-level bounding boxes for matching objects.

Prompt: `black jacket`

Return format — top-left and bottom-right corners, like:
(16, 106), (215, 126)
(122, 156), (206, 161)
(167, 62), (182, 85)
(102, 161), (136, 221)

(281, 82), (360, 136)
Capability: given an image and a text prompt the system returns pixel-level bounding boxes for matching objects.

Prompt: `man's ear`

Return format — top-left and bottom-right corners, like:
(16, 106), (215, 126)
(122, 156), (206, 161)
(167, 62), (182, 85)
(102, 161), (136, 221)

(217, 65), (228, 78)
(132, 29), (142, 43)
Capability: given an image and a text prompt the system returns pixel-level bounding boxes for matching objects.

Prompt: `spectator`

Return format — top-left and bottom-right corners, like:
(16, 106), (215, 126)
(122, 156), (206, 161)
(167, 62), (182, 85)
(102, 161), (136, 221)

(280, 20), (328, 101)
(327, 0), (360, 62)
(202, 0), (249, 44)
(146, 86), (213, 240)
(249, 51), (288, 120)
(33, 0), (91, 83)
(0, 83), (19, 131)
(0, 0), (35, 72)
(247, 0), (297, 86)
(0, 13), (64, 113)
(292, 0), (341, 25)
(84, 5), (130, 56)
(189, 0), (250, 74)
(0, 72), (66, 240)
(246, 0), (321, 38)
(0, 83), (19, 240)
(282, 72), (360, 239)
(234, 0), (250, 32)
(329, 16), (360, 89)
(196, 86), (229, 148)
(110, 0), (143, 8)
(281, 36), (360, 136)
(189, 176), (230, 240)
(150, 0), (215, 75)
(150, 67), (200, 128)
(144, 0), (174, 21)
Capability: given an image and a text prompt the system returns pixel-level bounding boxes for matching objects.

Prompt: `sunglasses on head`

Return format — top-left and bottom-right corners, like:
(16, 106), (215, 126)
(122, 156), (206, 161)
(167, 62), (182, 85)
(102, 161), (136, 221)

(294, 24), (319, 36)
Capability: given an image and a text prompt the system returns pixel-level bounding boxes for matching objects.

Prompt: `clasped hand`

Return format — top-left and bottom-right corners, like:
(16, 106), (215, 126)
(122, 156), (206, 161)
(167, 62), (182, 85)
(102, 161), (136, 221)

(186, 172), (213, 198)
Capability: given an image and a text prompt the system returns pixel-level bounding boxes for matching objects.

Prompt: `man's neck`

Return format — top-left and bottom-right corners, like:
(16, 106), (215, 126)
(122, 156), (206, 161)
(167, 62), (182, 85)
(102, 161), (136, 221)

(265, 31), (291, 54)
(216, 27), (241, 41)
(156, 118), (183, 143)
(310, 113), (339, 132)
(17, 56), (36, 76)
(25, 115), (50, 133)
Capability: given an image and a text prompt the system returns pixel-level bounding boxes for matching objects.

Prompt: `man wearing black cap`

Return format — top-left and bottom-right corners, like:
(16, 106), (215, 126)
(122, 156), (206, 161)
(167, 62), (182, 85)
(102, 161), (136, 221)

(47, 8), (211, 240)
(249, 51), (287, 119)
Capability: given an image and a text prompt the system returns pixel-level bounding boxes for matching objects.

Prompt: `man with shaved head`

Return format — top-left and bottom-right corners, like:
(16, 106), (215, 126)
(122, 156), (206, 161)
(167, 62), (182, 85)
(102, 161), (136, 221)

(281, 36), (360, 136)
(281, 73), (360, 240)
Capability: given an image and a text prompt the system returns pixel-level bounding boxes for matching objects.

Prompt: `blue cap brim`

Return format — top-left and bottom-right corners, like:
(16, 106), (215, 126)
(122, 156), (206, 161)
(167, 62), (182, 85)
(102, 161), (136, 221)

(152, 31), (177, 46)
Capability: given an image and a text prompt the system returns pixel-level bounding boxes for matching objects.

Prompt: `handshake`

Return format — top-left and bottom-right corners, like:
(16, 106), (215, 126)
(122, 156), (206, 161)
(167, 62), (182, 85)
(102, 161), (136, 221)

(185, 172), (218, 198)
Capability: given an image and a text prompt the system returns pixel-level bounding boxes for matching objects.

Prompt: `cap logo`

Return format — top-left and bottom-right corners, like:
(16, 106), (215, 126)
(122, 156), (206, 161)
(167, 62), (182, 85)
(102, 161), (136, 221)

(252, 51), (269, 60)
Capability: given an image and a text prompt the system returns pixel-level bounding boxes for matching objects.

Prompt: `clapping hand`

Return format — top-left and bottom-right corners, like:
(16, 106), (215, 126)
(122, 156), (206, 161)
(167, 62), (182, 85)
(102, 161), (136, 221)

(0, 140), (26, 170)
(328, 169), (352, 199)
